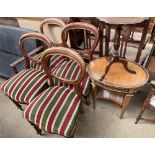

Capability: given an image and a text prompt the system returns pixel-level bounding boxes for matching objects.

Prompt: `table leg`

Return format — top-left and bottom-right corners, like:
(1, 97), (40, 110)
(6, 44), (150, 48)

(120, 94), (133, 119)
(135, 18), (150, 63)
(105, 24), (110, 56)
(92, 82), (97, 109)
(99, 21), (104, 57)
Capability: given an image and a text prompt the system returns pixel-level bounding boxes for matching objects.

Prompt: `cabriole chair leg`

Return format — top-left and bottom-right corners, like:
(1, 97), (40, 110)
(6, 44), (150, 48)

(30, 122), (42, 135)
(83, 95), (90, 105)
(11, 98), (23, 111)
(135, 101), (148, 124)
(80, 102), (84, 114)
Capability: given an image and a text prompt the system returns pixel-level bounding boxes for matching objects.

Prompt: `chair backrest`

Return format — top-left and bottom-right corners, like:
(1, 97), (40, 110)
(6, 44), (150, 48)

(41, 47), (86, 96)
(40, 18), (66, 46)
(61, 22), (99, 61)
(19, 32), (52, 68)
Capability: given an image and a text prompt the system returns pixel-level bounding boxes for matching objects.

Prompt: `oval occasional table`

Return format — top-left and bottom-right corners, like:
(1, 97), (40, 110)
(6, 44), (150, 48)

(87, 57), (149, 119)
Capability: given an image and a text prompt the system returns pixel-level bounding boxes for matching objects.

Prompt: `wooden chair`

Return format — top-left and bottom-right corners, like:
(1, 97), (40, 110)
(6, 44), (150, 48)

(61, 22), (99, 62)
(17, 32), (66, 74)
(19, 32), (52, 69)
(40, 18), (66, 47)
(23, 47), (86, 137)
(135, 81), (155, 124)
(0, 33), (52, 110)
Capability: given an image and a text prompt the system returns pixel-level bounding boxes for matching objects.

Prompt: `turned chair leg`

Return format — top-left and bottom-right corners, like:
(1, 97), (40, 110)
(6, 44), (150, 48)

(11, 98), (23, 111)
(80, 102), (84, 114)
(30, 122), (42, 135)
(83, 95), (90, 105)
(70, 132), (75, 138)
(135, 101), (148, 124)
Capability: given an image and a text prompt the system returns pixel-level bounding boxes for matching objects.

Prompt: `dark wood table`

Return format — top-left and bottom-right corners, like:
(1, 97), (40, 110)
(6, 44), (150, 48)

(97, 17), (150, 61)
(87, 57), (149, 119)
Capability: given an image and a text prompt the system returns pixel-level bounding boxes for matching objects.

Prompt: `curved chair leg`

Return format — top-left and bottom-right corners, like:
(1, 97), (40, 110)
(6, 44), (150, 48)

(135, 101), (148, 124)
(83, 95), (90, 105)
(70, 115), (79, 138)
(80, 102), (84, 114)
(10, 98), (23, 111)
(29, 122), (42, 135)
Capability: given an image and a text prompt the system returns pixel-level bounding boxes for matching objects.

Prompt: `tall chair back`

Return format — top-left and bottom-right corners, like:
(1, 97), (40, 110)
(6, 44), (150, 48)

(19, 32), (52, 69)
(40, 18), (66, 46)
(61, 22), (99, 61)
(41, 46), (86, 96)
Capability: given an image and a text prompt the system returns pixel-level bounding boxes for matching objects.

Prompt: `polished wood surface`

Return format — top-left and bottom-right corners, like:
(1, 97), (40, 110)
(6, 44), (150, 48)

(87, 57), (149, 118)
(88, 58), (149, 88)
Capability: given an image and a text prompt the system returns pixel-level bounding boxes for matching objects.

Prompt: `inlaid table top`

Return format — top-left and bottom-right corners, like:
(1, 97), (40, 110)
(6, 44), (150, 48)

(87, 58), (149, 89)
(96, 17), (148, 25)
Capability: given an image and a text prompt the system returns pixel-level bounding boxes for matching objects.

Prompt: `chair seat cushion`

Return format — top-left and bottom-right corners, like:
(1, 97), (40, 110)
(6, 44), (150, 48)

(30, 54), (65, 71)
(52, 60), (91, 96)
(1, 69), (48, 104)
(23, 86), (81, 137)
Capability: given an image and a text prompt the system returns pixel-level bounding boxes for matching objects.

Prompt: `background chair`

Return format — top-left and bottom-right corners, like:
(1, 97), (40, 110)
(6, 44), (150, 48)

(135, 81), (155, 124)
(1, 32), (52, 110)
(40, 18), (67, 47)
(23, 46), (86, 137)
(61, 22), (99, 62)
(18, 31), (66, 73)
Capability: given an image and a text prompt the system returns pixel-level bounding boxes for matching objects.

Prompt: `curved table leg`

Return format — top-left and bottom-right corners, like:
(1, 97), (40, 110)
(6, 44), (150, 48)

(119, 59), (136, 74)
(100, 58), (136, 81)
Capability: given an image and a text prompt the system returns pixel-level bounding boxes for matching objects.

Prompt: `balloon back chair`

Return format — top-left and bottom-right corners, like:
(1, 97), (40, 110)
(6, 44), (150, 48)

(135, 81), (155, 124)
(23, 46), (86, 137)
(60, 22), (98, 104)
(1, 32), (52, 110)
(19, 32), (52, 70)
(39, 18), (69, 70)
(40, 18), (66, 47)
(61, 22), (99, 62)
(20, 32), (66, 72)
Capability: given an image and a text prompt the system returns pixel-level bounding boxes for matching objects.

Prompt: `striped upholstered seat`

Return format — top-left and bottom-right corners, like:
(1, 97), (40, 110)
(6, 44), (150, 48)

(24, 86), (80, 137)
(29, 18), (68, 72)
(52, 59), (91, 96)
(1, 69), (48, 104)
(0, 32), (53, 105)
(23, 47), (86, 137)
(30, 54), (66, 72)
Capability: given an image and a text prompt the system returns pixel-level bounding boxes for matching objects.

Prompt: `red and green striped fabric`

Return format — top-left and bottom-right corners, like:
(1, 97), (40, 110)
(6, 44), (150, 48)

(1, 69), (48, 104)
(24, 86), (81, 137)
(52, 60), (91, 96)
(30, 54), (66, 72)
